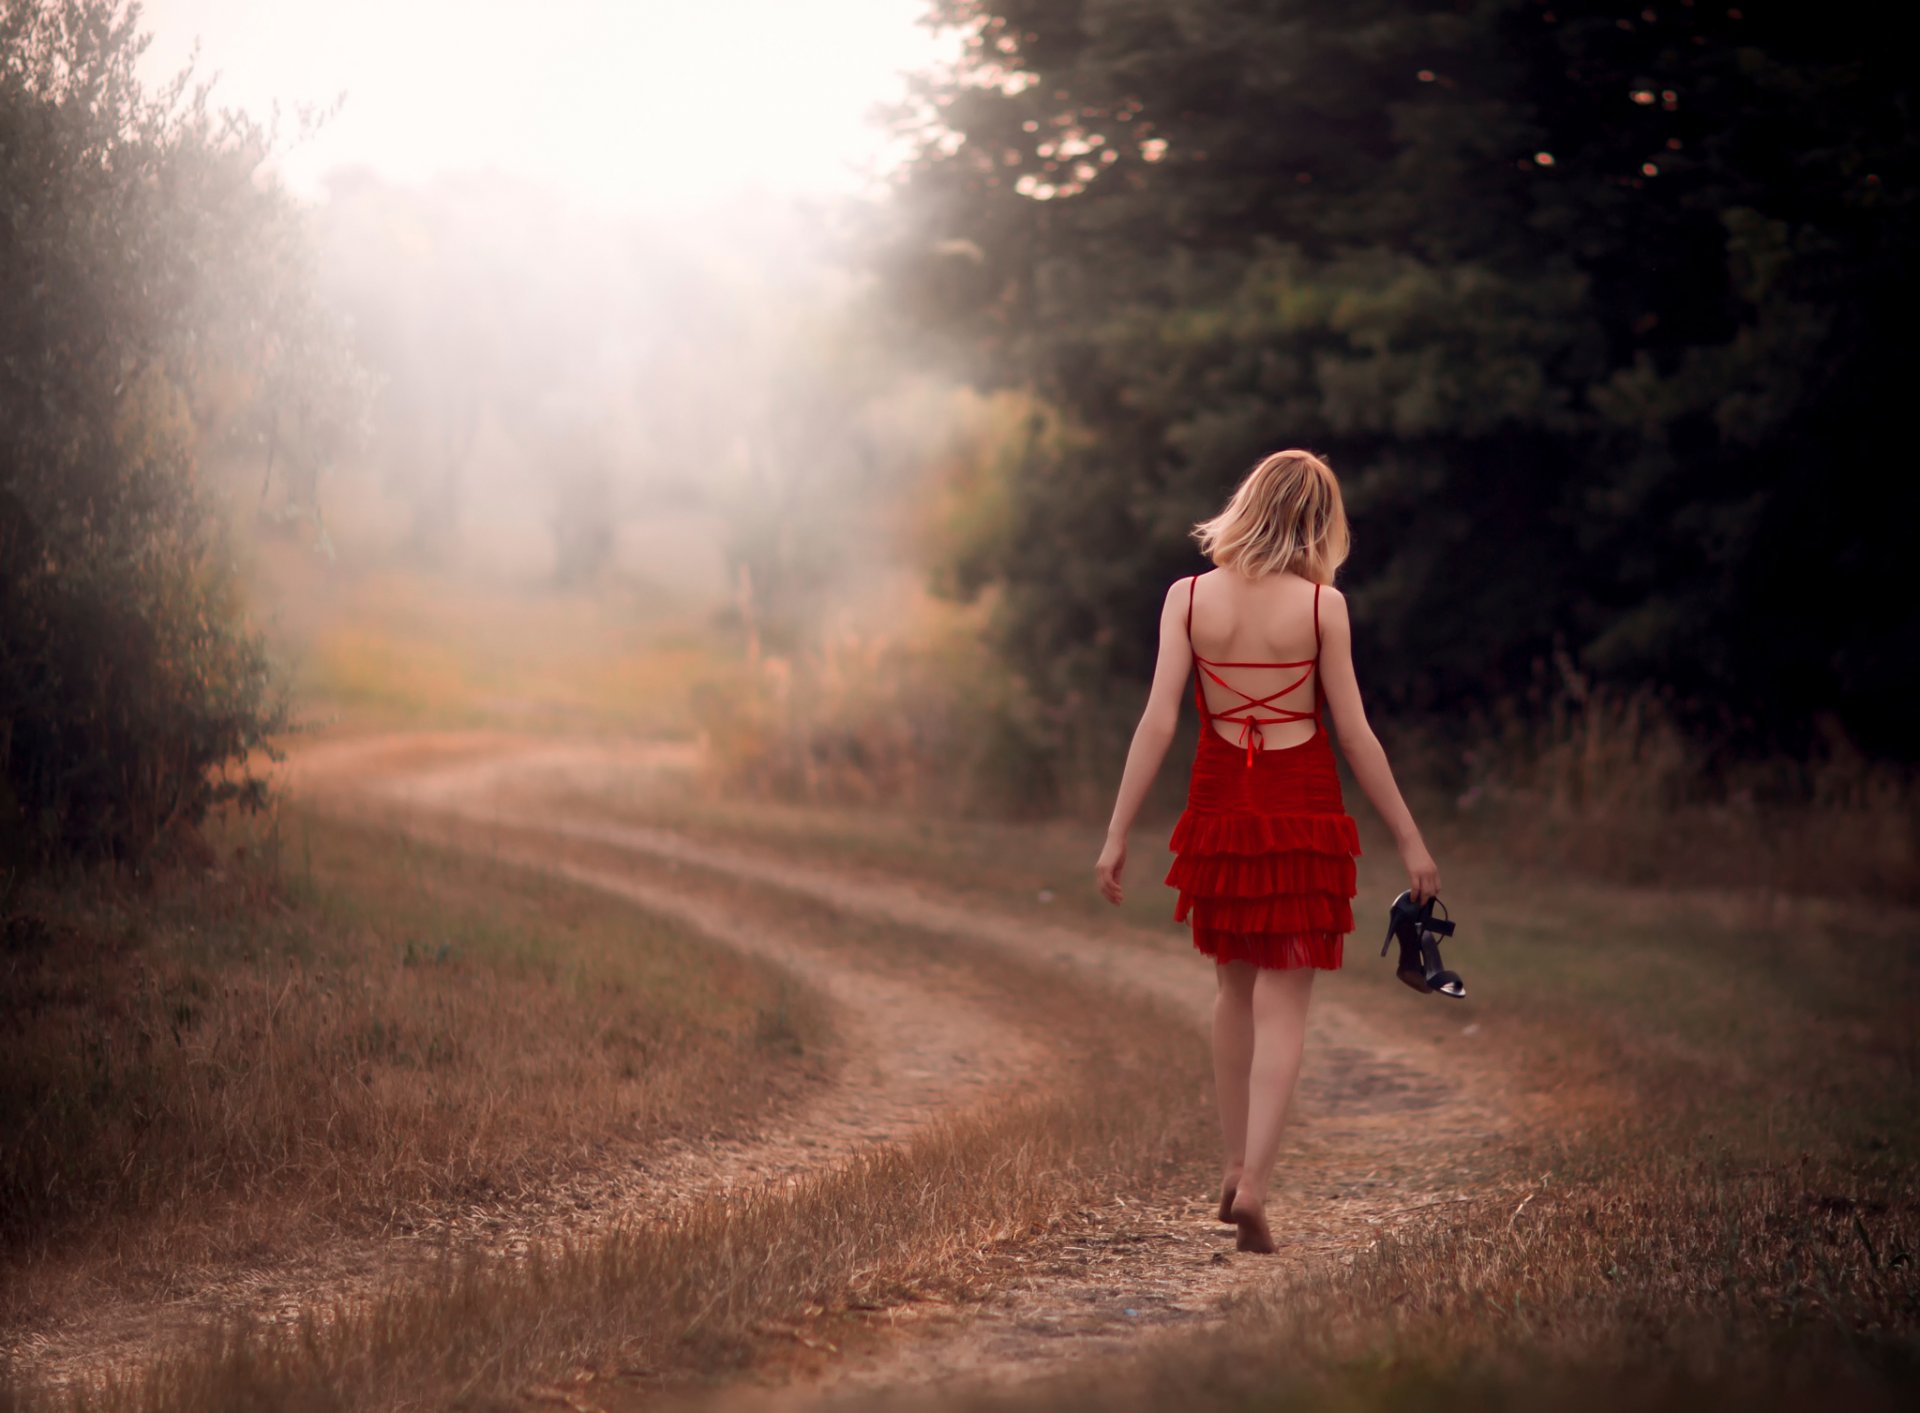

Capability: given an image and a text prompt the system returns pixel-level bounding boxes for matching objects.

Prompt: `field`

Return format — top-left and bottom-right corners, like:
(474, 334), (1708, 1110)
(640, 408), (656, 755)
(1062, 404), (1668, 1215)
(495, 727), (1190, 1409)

(4, 718), (1914, 1411)
(3, 571), (1915, 1412)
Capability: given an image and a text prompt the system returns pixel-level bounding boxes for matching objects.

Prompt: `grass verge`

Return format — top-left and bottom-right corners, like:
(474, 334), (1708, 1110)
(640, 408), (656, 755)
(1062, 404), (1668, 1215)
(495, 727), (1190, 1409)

(1, 807), (833, 1326)
(7, 815), (1213, 1411)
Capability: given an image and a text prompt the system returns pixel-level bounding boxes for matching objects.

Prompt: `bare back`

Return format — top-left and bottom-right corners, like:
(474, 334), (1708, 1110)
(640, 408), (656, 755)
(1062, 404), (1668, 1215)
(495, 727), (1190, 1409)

(1187, 569), (1324, 752)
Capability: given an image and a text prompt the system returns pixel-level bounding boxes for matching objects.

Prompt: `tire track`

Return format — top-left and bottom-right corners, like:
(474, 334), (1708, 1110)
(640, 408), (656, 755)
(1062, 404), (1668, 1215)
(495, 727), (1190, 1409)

(4, 735), (1048, 1398)
(294, 732), (1521, 1407)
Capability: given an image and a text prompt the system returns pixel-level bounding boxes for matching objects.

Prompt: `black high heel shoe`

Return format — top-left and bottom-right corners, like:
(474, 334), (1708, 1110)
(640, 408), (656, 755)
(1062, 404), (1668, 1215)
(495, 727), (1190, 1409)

(1381, 891), (1465, 998)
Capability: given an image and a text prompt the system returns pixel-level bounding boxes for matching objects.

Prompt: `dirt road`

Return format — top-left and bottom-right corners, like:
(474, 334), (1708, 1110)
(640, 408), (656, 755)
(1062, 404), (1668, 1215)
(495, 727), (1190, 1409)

(7, 730), (1522, 1405)
(289, 732), (1520, 1405)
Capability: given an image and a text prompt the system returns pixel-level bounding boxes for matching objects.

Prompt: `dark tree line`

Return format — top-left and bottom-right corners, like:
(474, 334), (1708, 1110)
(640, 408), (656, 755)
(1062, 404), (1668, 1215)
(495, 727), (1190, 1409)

(892, 0), (1915, 761)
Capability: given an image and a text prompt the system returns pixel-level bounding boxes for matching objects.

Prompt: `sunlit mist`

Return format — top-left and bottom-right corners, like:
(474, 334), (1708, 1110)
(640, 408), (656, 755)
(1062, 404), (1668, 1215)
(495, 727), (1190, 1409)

(138, 0), (952, 212)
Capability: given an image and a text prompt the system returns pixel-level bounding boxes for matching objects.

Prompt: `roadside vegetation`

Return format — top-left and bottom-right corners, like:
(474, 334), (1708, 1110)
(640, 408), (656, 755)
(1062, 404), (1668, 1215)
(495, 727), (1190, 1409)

(4, 812), (1216, 1412)
(1, 0), (360, 868)
(574, 664), (1920, 919)
(1, 807), (834, 1331)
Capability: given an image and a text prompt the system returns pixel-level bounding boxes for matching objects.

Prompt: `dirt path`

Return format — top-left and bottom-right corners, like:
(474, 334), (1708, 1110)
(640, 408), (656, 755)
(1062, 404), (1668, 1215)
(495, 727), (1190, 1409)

(290, 732), (1521, 1407)
(5, 735), (1049, 1395)
(7, 729), (1522, 1405)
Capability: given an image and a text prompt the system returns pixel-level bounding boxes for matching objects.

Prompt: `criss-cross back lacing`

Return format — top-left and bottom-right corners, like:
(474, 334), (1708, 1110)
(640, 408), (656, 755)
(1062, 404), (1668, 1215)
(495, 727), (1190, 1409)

(1186, 574), (1323, 767)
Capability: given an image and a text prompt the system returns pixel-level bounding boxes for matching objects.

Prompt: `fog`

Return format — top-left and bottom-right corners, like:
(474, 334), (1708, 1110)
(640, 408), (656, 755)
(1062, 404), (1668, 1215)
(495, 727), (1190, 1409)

(123, 2), (976, 731)
(289, 171), (886, 585)
(137, 1), (949, 211)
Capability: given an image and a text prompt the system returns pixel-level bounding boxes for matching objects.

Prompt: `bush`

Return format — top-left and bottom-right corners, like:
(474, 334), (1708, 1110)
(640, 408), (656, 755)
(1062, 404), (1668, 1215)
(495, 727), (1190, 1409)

(697, 597), (1065, 818)
(0, 1), (356, 865)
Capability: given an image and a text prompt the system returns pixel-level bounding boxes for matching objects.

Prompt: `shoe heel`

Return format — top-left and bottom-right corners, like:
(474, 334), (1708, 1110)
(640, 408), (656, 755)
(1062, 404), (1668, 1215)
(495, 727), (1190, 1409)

(1419, 931), (1466, 999)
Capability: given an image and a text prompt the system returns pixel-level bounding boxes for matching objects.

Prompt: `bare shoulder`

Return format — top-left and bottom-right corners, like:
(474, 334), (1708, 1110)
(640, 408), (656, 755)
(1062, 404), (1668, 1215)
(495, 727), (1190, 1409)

(1318, 583), (1351, 631)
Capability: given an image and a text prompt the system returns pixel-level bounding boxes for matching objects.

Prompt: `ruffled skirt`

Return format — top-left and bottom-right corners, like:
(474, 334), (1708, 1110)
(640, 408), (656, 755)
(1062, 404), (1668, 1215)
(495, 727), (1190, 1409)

(1165, 725), (1360, 970)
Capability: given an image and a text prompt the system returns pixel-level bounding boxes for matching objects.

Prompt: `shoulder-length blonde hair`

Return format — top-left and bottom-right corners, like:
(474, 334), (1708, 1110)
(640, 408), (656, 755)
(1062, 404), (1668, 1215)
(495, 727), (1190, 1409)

(1191, 449), (1350, 584)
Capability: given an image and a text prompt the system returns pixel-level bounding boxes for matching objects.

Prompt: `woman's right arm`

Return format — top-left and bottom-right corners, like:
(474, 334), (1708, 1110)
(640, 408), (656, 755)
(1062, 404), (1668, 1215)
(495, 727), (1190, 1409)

(1093, 580), (1194, 905)
(1315, 587), (1441, 903)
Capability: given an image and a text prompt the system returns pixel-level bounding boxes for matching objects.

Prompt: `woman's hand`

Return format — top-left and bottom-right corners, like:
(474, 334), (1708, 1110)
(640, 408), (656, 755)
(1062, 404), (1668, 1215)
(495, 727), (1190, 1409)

(1094, 833), (1128, 905)
(1400, 840), (1440, 905)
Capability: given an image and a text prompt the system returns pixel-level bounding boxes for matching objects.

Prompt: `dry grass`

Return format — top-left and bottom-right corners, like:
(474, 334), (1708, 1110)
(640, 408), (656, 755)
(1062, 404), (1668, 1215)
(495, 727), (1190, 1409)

(6, 825), (1212, 1413)
(245, 553), (752, 738)
(888, 1163), (1916, 1413)
(719, 827), (1913, 1412)
(1421, 667), (1919, 905)
(618, 673), (1920, 915)
(9, 701), (1914, 1410)
(549, 775), (1169, 939)
(0, 807), (832, 1323)
(1162, 942), (1920, 1405)
(508, 779), (1920, 1411)
(694, 595), (1069, 819)
(920, 1135), (1919, 1413)
(96, 1087), (1194, 1413)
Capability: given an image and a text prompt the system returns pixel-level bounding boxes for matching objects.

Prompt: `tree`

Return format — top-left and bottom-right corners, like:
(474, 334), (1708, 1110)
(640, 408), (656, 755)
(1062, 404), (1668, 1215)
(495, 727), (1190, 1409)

(310, 172), (507, 564)
(893, 0), (1917, 758)
(1, 0), (361, 864)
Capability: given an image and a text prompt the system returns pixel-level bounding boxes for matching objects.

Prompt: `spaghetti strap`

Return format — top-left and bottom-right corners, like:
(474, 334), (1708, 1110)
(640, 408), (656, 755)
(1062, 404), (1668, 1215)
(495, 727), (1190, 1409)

(1312, 583), (1323, 721)
(1187, 576), (1211, 733)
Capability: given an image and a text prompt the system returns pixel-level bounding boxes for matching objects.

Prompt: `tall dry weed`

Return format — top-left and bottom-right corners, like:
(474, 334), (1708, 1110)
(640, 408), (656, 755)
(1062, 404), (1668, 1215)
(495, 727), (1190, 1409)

(703, 611), (1916, 905)
(698, 609), (1062, 817)
(1440, 655), (1918, 902)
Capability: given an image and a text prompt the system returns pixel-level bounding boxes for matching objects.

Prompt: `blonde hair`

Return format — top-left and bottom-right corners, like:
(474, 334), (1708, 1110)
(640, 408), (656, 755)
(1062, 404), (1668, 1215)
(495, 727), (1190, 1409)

(1191, 449), (1350, 584)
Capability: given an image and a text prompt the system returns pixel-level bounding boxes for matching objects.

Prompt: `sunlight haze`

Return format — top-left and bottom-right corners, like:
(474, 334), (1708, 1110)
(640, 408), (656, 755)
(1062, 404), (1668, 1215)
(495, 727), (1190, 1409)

(137, 0), (950, 211)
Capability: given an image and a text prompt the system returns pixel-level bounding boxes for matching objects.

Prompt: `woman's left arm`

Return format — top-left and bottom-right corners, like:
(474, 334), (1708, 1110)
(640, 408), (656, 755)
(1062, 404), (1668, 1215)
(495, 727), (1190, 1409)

(1094, 580), (1194, 905)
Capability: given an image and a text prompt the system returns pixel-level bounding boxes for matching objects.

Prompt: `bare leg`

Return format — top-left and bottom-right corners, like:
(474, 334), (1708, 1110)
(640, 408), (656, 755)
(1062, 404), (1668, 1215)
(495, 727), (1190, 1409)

(1229, 966), (1317, 1252)
(1211, 961), (1256, 1218)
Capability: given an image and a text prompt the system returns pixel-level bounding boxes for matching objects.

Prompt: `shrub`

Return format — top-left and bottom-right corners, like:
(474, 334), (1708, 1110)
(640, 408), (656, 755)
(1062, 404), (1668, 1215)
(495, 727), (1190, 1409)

(0, 0), (358, 865)
(697, 595), (1065, 818)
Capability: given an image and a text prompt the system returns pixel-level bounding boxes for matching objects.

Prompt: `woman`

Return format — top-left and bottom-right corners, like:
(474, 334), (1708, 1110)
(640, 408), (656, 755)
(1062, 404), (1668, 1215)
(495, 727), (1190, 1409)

(1093, 449), (1440, 1254)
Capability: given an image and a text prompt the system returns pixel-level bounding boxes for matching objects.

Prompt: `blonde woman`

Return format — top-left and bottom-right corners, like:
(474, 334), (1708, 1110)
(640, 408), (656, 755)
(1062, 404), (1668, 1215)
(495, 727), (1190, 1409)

(1093, 450), (1440, 1254)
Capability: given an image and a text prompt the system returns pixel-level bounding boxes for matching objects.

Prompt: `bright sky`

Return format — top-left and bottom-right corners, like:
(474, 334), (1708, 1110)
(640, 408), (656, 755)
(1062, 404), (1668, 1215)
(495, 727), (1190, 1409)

(137, 1), (952, 212)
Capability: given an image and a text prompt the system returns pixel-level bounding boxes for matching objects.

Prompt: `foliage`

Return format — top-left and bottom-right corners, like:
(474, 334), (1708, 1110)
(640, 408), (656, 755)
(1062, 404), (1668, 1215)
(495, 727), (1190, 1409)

(893, 0), (1917, 760)
(646, 256), (946, 651)
(0, 0), (358, 864)
(1444, 656), (1920, 902)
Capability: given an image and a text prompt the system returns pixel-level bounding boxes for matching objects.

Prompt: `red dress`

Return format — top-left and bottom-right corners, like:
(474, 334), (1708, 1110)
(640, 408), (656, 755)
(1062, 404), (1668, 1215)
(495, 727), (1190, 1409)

(1165, 575), (1360, 970)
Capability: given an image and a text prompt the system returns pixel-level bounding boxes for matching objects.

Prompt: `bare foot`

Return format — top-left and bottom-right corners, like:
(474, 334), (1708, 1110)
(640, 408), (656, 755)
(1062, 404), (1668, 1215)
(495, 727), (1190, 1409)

(1217, 1178), (1238, 1224)
(1228, 1195), (1276, 1254)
